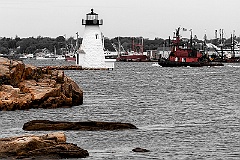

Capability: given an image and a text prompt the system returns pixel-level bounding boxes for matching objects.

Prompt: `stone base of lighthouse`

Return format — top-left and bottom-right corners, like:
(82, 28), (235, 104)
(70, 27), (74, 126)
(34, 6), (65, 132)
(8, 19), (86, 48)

(76, 26), (115, 69)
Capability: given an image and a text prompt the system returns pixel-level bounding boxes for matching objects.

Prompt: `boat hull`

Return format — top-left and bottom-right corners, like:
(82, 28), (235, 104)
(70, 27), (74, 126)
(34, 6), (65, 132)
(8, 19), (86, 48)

(116, 55), (149, 62)
(65, 57), (76, 61)
(212, 58), (240, 63)
(158, 59), (224, 67)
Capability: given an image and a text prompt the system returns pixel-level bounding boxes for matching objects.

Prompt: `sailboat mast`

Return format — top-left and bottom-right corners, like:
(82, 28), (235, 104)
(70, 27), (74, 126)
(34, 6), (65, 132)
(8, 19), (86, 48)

(132, 37), (135, 52)
(75, 32), (79, 52)
(232, 30), (235, 58)
(54, 46), (56, 60)
(102, 33), (105, 49)
(219, 29), (224, 60)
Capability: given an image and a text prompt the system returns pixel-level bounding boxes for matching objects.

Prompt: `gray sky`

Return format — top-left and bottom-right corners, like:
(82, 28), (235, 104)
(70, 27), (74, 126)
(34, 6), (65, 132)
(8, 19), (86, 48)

(0, 0), (239, 40)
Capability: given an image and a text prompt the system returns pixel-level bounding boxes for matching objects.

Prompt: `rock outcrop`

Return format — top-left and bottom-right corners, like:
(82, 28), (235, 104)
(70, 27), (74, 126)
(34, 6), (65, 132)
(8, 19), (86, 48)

(0, 57), (83, 111)
(0, 132), (89, 159)
(23, 120), (138, 131)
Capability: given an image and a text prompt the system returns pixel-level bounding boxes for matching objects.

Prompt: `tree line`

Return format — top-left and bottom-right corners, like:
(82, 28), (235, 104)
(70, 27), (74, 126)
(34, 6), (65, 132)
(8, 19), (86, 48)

(0, 36), (166, 55)
(0, 36), (83, 55)
(0, 35), (239, 55)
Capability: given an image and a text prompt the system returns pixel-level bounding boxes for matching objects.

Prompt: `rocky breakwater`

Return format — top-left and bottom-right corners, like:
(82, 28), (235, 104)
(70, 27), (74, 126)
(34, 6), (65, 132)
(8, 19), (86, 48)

(0, 57), (83, 111)
(0, 132), (89, 159)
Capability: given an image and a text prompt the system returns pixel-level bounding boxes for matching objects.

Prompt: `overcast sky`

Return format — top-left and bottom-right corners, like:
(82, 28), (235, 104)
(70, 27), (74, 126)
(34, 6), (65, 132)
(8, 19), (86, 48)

(0, 0), (240, 40)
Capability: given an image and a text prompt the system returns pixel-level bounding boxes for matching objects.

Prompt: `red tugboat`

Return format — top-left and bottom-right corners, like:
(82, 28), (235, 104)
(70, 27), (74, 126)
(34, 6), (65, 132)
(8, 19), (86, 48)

(116, 37), (149, 62)
(158, 28), (224, 67)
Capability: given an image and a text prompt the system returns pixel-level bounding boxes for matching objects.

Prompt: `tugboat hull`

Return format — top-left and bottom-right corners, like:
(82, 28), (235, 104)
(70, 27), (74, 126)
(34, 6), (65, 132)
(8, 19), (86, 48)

(158, 59), (224, 67)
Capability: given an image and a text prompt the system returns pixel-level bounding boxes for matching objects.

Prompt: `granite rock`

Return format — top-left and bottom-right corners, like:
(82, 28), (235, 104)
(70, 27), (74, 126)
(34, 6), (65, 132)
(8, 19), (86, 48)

(0, 132), (89, 159)
(0, 57), (83, 111)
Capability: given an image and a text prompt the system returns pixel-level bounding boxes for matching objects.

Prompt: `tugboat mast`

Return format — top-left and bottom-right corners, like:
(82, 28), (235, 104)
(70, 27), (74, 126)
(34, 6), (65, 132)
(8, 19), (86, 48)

(190, 29), (193, 49)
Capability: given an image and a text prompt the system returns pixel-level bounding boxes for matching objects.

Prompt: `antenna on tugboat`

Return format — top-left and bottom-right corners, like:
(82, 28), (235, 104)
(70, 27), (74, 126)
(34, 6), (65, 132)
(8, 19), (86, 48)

(168, 36), (171, 47)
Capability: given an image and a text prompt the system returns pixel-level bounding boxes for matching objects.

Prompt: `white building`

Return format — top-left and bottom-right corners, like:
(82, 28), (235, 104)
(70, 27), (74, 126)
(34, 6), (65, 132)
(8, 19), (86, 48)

(76, 9), (115, 69)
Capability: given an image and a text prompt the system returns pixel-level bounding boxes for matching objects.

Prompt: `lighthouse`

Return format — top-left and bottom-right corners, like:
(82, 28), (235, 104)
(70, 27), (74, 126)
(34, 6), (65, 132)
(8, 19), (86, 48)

(76, 9), (115, 69)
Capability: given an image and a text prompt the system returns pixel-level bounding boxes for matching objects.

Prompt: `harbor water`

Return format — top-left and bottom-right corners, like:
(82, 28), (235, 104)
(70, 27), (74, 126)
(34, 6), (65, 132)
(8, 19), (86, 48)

(1, 60), (240, 159)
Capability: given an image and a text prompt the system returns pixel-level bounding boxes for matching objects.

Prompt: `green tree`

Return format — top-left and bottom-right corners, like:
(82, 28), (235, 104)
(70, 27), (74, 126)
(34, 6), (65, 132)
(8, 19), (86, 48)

(104, 38), (115, 51)
(17, 37), (37, 54)
(0, 47), (8, 54)
(56, 36), (65, 42)
(8, 39), (17, 49)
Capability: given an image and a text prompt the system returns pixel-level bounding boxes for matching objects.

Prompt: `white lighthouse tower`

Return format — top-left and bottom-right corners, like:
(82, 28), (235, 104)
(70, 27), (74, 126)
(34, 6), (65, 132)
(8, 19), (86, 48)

(76, 9), (115, 69)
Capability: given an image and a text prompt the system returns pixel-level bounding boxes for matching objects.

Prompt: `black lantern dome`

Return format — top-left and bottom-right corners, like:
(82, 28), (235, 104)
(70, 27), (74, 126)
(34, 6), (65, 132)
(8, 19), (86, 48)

(82, 9), (103, 25)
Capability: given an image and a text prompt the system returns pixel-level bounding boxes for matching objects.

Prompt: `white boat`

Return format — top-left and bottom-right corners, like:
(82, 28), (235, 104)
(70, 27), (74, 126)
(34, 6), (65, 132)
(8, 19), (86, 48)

(104, 50), (118, 59)
(26, 54), (34, 59)
(19, 54), (28, 60)
(35, 46), (65, 60)
(152, 63), (161, 67)
(35, 54), (65, 60)
(55, 55), (66, 60)
(65, 52), (76, 61)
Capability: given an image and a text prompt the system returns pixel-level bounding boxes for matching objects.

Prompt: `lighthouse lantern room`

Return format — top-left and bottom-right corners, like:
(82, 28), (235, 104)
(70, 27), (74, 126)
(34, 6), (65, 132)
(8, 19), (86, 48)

(76, 9), (114, 69)
(82, 9), (103, 25)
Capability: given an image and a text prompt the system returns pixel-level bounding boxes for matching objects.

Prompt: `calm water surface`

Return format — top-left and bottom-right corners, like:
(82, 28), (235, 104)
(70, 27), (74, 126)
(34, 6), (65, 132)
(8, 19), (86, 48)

(1, 60), (240, 159)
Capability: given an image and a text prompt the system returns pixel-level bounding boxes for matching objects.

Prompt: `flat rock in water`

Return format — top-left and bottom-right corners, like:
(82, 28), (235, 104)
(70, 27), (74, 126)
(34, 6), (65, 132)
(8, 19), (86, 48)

(0, 132), (89, 159)
(23, 120), (138, 131)
(132, 147), (150, 152)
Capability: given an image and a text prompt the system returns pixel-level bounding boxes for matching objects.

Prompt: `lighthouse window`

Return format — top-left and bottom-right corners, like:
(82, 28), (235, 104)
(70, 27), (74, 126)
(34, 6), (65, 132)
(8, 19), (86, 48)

(87, 15), (98, 20)
(95, 34), (98, 39)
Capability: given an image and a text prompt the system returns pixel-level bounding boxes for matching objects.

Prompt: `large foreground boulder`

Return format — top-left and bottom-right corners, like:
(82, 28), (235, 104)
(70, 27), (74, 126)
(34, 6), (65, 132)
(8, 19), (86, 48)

(23, 120), (138, 131)
(0, 132), (89, 159)
(0, 57), (83, 111)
